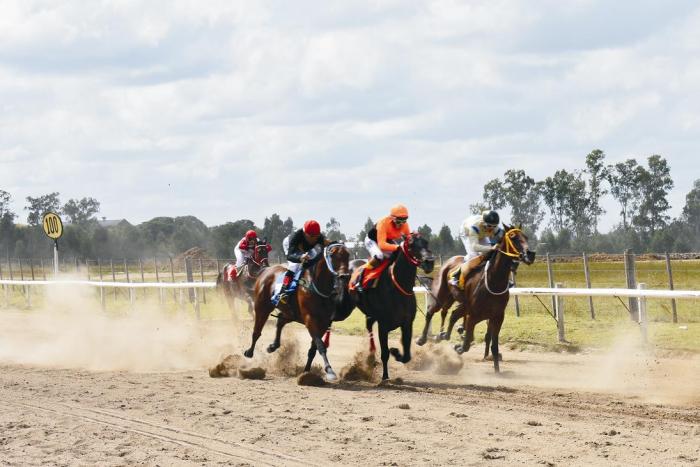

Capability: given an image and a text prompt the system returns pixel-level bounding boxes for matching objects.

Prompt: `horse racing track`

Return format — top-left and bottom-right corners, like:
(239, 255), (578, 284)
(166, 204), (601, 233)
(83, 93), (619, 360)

(0, 306), (698, 466)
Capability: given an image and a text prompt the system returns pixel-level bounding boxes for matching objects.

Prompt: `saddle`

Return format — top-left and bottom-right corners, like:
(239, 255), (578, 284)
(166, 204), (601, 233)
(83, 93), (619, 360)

(349, 259), (391, 292)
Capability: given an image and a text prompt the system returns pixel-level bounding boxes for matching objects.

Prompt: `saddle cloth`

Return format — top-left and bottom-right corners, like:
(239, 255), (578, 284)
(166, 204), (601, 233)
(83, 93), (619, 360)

(349, 259), (390, 291)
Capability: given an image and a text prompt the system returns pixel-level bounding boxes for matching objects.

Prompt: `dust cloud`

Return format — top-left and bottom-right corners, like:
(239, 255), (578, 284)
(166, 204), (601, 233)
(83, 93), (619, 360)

(0, 283), (239, 372)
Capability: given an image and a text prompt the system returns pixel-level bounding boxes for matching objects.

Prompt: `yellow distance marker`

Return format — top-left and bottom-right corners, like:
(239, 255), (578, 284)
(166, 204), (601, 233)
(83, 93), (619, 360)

(42, 212), (63, 240)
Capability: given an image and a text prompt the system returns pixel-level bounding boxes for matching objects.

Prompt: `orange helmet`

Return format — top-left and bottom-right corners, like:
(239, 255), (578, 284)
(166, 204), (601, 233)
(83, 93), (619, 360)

(245, 230), (257, 240)
(390, 204), (409, 219)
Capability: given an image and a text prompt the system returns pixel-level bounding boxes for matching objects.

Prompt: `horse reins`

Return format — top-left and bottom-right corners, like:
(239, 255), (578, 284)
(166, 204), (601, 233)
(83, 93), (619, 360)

(484, 229), (523, 295)
(389, 238), (421, 297)
(309, 243), (348, 299)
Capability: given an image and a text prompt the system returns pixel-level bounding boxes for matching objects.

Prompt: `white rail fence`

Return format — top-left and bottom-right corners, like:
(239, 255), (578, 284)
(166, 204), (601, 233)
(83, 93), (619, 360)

(2, 279), (698, 344)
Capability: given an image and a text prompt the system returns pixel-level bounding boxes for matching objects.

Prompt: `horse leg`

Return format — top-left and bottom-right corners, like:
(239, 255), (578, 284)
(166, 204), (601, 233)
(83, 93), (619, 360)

(390, 321), (412, 364)
(438, 300), (456, 340)
(490, 315), (504, 373)
(446, 304), (465, 341)
(366, 317), (377, 353)
(416, 309), (435, 346)
(312, 334), (337, 381)
(378, 324), (391, 380)
(243, 304), (272, 358)
(267, 317), (289, 353)
(304, 339), (317, 373)
(483, 323), (492, 360)
(454, 313), (474, 355)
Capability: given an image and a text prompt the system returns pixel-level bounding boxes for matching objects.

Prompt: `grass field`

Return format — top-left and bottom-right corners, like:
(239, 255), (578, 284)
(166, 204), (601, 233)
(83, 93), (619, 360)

(2, 258), (699, 353)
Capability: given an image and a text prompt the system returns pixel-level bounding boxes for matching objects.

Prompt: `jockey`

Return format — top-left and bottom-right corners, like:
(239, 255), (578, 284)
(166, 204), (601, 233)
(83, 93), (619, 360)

(274, 220), (329, 305)
(234, 230), (271, 272)
(449, 210), (504, 288)
(355, 204), (411, 291)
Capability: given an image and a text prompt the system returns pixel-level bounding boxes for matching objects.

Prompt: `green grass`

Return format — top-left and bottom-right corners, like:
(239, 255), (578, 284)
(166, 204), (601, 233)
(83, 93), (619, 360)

(2, 258), (699, 353)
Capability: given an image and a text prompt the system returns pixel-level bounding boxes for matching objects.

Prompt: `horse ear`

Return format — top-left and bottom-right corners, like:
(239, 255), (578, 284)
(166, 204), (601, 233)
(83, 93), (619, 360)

(518, 223), (522, 230)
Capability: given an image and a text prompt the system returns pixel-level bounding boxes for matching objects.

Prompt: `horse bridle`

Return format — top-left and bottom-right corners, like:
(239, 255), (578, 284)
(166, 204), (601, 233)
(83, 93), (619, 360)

(309, 243), (349, 299)
(389, 236), (423, 296)
(483, 228), (526, 295)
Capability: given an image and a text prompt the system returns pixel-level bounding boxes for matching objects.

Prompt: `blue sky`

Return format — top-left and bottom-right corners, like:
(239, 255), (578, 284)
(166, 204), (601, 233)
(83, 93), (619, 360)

(2, 1), (699, 237)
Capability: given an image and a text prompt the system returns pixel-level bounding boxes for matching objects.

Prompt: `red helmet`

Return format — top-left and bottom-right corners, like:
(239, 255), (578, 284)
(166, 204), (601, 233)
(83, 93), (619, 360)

(303, 220), (321, 236)
(245, 230), (257, 240)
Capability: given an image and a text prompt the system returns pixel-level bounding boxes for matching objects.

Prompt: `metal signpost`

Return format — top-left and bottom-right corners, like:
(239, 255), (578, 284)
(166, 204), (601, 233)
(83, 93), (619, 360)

(42, 212), (63, 278)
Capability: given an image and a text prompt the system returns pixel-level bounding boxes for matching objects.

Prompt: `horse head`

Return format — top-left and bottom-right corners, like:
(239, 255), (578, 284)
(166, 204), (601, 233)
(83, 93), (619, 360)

(247, 240), (270, 275)
(322, 242), (351, 305)
(500, 224), (536, 265)
(405, 232), (435, 273)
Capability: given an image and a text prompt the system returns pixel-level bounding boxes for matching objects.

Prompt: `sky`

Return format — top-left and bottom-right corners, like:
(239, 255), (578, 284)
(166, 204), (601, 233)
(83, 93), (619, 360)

(2, 0), (700, 238)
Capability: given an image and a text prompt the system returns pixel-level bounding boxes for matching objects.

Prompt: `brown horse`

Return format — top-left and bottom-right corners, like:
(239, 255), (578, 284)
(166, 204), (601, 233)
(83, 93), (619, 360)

(350, 233), (434, 380)
(416, 225), (535, 372)
(216, 241), (270, 316)
(243, 243), (350, 381)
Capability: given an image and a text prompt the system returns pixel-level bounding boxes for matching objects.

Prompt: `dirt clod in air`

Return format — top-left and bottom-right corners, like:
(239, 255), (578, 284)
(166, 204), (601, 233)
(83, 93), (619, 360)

(340, 351), (377, 382)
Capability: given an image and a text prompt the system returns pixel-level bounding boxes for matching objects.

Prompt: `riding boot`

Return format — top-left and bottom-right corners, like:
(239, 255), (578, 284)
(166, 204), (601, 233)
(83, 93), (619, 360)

(273, 270), (295, 305)
(448, 267), (460, 287)
(355, 257), (381, 293)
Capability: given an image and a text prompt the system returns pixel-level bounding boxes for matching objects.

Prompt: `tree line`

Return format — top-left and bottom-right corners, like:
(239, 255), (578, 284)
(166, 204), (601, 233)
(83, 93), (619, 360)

(1, 150), (699, 259)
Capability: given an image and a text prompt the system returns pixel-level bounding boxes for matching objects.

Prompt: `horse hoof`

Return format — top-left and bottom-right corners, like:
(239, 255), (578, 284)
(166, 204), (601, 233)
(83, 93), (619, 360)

(457, 326), (464, 334)
(243, 349), (254, 359)
(266, 344), (279, 354)
(325, 367), (337, 381)
(454, 344), (465, 355)
(438, 331), (448, 341)
(415, 336), (426, 346)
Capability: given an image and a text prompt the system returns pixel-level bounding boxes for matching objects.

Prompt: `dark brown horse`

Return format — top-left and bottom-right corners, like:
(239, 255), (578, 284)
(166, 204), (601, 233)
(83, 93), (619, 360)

(416, 225), (535, 372)
(216, 241), (270, 316)
(243, 243), (350, 381)
(350, 233), (434, 380)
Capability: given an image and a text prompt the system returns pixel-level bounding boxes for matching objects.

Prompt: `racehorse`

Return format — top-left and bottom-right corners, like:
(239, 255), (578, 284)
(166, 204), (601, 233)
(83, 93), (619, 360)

(216, 241), (270, 316)
(243, 243), (350, 381)
(416, 225), (535, 372)
(350, 233), (434, 380)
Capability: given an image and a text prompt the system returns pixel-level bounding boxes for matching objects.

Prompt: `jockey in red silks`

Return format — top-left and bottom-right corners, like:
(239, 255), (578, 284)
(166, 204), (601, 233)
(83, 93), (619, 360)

(231, 230), (270, 279)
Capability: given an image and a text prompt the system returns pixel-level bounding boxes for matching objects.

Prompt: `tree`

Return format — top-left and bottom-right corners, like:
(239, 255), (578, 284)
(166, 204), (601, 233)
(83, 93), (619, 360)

(25, 192), (61, 226)
(62, 197), (100, 225)
(633, 155), (673, 237)
(473, 178), (505, 214)
(210, 219), (256, 257)
(357, 217), (374, 242)
(0, 190), (15, 222)
(262, 213), (287, 255)
(585, 149), (608, 233)
(682, 179), (700, 239)
(500, 169), (544, 235)
(416, 223), (433, 240)
(607, 159), (643, 230)
(325, 217), (346, 241)
(436, 224), (457, 256)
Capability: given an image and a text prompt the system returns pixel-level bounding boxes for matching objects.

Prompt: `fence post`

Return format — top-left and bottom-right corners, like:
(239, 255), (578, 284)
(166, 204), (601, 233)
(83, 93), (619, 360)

(638, 283), (647, 345)
(582, 252), (595, 320)
(0, 258), (5, 308)
(199, 258), (206, 304)
(124, 259), (134, 309)
(111, 259), (117, 301)
(193, 287), (201, 320)
(155, 257), (163, 305)
(169, 257), (177, 303)
(664, 252), (677, 323)
(40, 258), (46, 280)
(511, 271), (520, 317)
(546, 253), (556, 312)
(184, 257), (195, 305)
(139, 258), (146, 299)
(554, 283), (566, 343)
(98, 258), (105, 312)
(623, 249), (638, 321)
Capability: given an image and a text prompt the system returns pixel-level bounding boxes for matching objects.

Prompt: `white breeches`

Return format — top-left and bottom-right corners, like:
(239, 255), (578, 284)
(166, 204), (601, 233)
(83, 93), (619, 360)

(282, 235), (290, 255)
(364, 237), (391, 260)
(459, 232), (490, 261)
(287, 262), (302, 274)
(234, 246), (252, 268)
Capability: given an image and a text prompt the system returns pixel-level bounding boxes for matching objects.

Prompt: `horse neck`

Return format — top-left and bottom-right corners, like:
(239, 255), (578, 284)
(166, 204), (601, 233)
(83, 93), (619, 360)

(311, 256), (334, 289)
(488, 249), (512, 285)
(391, 249), (417, 287)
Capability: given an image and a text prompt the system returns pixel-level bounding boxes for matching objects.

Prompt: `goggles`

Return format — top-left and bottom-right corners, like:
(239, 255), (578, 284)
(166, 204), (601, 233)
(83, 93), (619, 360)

(393, 216), (408, 224)
(485, 223), (498, 229)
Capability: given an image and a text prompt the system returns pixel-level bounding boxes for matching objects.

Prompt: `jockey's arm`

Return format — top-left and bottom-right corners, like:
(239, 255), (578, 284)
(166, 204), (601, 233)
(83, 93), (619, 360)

(469, 229), (494, 254)
(377, 218), (400, 252)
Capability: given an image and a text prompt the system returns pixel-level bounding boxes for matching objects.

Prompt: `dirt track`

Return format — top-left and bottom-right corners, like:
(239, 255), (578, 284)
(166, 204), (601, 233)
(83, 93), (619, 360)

(1, 304), (699, 466)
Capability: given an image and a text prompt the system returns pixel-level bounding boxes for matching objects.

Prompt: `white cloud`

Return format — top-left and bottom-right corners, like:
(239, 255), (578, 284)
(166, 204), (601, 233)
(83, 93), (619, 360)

(1, 0), (699, 235)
